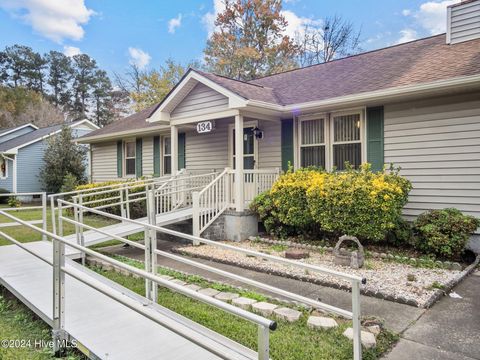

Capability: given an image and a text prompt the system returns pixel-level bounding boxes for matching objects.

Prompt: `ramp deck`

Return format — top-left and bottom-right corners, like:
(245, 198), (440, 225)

(0, 241), (256, 360)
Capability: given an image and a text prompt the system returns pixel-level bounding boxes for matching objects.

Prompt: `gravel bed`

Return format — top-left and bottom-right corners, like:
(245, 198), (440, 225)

(177, 241), (462, 307)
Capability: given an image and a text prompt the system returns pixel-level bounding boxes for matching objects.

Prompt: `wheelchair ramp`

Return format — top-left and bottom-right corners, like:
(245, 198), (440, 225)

(0, 241), (256, 360)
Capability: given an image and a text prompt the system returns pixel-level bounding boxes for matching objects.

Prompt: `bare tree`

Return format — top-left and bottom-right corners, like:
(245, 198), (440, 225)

(295, 15), (362, 66)
(113, 64), (144, 94)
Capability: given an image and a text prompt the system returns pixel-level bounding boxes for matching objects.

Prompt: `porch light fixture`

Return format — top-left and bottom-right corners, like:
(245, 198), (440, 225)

(252, 126), (264, 139)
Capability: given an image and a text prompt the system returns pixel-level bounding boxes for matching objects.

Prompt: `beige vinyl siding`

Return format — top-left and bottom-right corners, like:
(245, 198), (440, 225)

(91, 141), (117, 182)
(142, 136), (154, 177)
(384, 92), (480, 220)
(449, 1), (480, 44)
(185, 119), (230, 172)
(184, 118), (282, 172)
(171, 83), (229, 119)
(257, 120), (281, 169)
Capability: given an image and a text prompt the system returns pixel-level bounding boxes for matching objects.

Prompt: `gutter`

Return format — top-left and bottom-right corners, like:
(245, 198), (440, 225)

(77, 124), (171, 143)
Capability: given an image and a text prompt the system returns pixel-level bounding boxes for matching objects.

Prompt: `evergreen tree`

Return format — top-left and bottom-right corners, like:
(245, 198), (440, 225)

(39, 126), (87, 193)
(92, 69), (114, 127)
(46, 51), (73, 108)
(71, 54), (97, 120)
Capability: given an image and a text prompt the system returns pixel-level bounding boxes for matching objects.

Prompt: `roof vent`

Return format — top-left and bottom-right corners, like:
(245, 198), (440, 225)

(447, 0), (480, 44)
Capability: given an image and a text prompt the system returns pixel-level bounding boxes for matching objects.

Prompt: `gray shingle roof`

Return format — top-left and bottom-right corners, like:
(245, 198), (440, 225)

(0, 123), (65, 152)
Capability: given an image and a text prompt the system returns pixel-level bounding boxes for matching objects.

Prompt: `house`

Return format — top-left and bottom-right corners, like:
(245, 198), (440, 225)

(0, 120), (99, 198)
(78, 0), (480, 246)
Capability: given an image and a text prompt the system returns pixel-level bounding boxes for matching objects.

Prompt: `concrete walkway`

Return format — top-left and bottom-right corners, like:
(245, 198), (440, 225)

(100, 239), (424, 334)
(384, 270), (480, 360)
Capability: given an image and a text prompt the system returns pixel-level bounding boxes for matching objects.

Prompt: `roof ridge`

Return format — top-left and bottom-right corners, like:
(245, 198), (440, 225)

(250, 33), (446, 81)
(193, 69), (272, 90)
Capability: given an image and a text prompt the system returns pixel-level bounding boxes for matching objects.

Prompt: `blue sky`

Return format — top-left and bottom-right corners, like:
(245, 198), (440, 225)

(0, 0), (460, 77)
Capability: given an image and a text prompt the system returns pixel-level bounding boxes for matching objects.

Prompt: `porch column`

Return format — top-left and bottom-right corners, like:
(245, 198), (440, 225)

(171, 125), (178, 175)
(235, 114), (244, 212)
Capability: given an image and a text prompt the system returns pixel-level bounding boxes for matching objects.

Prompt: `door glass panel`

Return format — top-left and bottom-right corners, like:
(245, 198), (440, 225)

(243, 128), (254, 155)
(232, 127), (255, 169)
(244, 156), (255, 169)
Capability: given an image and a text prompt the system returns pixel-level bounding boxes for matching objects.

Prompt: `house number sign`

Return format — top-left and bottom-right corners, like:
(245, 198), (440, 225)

(196, 121), (214, 133)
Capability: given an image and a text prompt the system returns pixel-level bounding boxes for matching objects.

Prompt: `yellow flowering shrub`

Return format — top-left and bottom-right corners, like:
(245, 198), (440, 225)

(251, 164), (412, 241)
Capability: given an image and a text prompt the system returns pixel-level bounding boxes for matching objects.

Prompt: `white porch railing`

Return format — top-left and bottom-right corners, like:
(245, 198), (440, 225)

(192, 168), (231, 240)
(228, 168), (280, 207)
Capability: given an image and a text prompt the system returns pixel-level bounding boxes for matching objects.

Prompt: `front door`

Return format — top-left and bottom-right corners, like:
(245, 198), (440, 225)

(231, 126), (257, 169)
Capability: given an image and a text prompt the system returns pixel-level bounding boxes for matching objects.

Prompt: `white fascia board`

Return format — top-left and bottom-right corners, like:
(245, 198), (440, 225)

(147, 71), (248, 123)
(0, 123), (38, 139)
(76, 125), (171, 143)
(71, 119), (100, 130)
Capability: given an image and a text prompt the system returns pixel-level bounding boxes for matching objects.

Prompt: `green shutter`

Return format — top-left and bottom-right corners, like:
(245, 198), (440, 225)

(178, 133), (186, 170)
(281, 119), (294, 172)
(366, 107), (384, 172)
(135, 138), (143, 178)
(116, 140), (123, 178)
(153, 136), (160, 177)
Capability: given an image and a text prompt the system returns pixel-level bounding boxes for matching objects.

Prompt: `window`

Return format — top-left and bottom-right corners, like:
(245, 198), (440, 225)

(300, 118), (326, 168)
(124, 140), (136, 176)
(0, 157), (7, 178)
(163, 136), (171, 175)
(332, 113), (361, 170)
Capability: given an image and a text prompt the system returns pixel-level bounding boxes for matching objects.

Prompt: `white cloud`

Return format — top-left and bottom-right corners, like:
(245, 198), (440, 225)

(63, 45), (81, 57)
(201, 0), (226, 37)
(404, 0), (460, 35)
(168, 14), (182, 34)
(0, 0), (95, 43)
(397, 28), (418, 44)
(280, 10), (322, 39)
(402, 9), (412, 16)
(128, 47), (151, 69)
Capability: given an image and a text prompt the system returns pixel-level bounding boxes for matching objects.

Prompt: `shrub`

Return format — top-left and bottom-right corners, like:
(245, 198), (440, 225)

(269, 169), (322, 229)
(307, 164), (411, 241)
(75, 180), (147, 219)
(250, 191), (296, 238)
(413, 208), (479, 259)
(59, 173), (80, 201)
(7, 196), (20, 208)
(386, 217), (415, 247)
(250, 164), (412, 242)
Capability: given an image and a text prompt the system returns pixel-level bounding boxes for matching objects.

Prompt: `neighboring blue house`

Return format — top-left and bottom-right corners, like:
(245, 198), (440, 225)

(0, 120), (98, 198)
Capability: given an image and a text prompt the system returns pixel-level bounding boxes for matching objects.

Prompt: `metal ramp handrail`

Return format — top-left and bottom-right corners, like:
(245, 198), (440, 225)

(0, 210), (275, 360)
(58, 190), (365, 360)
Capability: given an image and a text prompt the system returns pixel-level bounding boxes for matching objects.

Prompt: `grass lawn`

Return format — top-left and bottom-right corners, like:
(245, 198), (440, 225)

(0, 287), (85, 360)
(0, 206), (117, 246)
(93, 256), (398, 360)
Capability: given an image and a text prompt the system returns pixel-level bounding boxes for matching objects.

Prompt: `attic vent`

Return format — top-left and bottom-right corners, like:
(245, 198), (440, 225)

(447, 0), (480, 44)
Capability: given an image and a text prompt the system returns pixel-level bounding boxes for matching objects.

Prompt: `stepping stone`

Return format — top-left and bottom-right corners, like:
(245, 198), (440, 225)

(198, 288), (220, 297)
(285, 249), (309, 259)
(214, 292), (240, 302)
(184, 284), (202, 292)
(232, 297), (257, 310)
(366, 325), (381, 336)
(252, 302), (278, 316)
(273, 307), (302, 322)
(171, 279), (187, 286)
(307, 316), (338, 330)
(342, 327), (376, 349)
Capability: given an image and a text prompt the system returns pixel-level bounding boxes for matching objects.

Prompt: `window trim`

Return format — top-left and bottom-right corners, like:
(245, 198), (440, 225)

(296, 109), (366, 170)
(298, 116), (328, 169)
(162, 135), (171, 175)
(0, 156), (8, 179)
(124, 139), (136, 177)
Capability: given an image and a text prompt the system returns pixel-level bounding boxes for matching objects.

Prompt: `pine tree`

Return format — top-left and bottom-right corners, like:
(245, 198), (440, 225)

(71, 54), (97, 120)
(46, 51), (73, 108)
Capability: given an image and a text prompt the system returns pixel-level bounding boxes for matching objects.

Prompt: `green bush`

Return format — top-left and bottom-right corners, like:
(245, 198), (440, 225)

(250, 191), (296, 238)
(386, 217), (415, 247)
(75, 181), (147, 219)
(413, 208), (479, 259)
(7, 196), (20, 208)
(251, 164), (412, 242)
(59, 173), (80, 201)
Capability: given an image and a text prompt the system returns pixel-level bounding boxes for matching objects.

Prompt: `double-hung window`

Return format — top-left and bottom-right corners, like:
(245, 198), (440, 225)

(298, 112), (363, 170)
(163, 136), (171, 175)
(332, 113), (362, 170)
(300, 118), (326, 169)
(124, 140), (136, 176)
